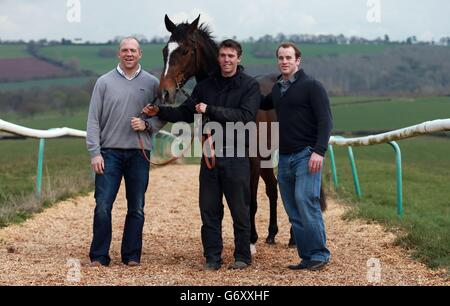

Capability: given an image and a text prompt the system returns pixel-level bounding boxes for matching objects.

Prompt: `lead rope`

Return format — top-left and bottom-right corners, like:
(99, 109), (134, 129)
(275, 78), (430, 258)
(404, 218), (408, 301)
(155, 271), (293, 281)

(137, 94), (193, 167)
(177, 86), (216, 170)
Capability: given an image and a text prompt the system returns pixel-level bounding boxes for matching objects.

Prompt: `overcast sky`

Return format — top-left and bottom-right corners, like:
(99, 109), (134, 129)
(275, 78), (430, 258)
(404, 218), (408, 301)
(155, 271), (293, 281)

(1, 0), (449, 42)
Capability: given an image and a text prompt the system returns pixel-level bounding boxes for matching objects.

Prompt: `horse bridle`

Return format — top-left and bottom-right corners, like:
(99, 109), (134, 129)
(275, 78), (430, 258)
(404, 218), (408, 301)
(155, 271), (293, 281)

(175, 37), (199, 91)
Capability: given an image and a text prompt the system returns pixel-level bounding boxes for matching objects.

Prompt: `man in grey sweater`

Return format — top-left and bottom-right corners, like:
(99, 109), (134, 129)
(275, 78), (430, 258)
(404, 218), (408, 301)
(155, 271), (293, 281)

(86, 37), (165, 267)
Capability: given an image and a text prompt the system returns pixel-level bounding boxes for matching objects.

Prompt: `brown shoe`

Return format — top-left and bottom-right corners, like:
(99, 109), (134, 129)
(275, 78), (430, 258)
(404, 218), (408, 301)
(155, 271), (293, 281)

(126, 261), (141, 267)
(90, 261), (106, 267)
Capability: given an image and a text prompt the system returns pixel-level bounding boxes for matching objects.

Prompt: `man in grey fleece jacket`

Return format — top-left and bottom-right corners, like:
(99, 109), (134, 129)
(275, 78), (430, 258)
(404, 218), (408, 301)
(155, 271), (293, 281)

(86, 37), (165, 267)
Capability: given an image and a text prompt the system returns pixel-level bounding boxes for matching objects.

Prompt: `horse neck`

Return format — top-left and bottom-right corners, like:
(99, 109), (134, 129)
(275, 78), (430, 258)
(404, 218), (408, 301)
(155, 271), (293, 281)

(194, 34), (219, 82)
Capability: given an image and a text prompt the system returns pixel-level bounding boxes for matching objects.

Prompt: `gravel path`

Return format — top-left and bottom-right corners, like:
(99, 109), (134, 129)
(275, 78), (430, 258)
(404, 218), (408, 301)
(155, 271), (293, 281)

(0, 165), (448, 285)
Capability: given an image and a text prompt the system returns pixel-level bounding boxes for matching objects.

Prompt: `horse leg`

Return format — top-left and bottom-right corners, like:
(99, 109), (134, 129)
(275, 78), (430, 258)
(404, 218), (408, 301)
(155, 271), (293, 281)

(260, 166), (278, 245)
(249, 157), (260, 248)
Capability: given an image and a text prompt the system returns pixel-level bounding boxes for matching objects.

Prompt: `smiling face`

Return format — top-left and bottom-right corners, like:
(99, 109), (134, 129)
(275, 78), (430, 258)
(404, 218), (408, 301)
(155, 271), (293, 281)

(277, 46), (301, 79)
(218, 47), (241, 77)
(118, 38), (142, 73)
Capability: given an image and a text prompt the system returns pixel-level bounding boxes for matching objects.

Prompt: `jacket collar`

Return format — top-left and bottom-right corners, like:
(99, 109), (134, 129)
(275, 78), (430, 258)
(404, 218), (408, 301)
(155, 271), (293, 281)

(212, 65), (245, 89)
(276, 68), (306, 84)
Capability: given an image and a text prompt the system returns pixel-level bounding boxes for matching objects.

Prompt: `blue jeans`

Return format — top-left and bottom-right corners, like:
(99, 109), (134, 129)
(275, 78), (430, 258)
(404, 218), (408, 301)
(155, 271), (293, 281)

(277, 147), (330, 263)
(89, 149), (150, 265)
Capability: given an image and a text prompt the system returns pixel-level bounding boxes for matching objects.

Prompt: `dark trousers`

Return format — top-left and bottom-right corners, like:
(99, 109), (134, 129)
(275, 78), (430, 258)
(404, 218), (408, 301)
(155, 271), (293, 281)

(89, 149), (150, 266)
(199, 156), (252, 265)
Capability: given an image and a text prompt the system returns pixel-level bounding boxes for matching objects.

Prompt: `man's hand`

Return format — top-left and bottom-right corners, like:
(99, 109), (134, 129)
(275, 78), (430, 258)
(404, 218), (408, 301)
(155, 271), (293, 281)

(131, 117), (146, 132)
(142, 104), (160, 117)
(195, 103), (208, 114)
(91, 155), (105, 175)
(308, 152), (324, 174)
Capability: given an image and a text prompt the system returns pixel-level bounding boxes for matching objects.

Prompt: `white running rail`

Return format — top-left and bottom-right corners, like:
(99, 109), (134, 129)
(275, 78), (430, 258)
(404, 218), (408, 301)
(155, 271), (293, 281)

(0, 118), (174, 139)
(330, 119), (450, 147)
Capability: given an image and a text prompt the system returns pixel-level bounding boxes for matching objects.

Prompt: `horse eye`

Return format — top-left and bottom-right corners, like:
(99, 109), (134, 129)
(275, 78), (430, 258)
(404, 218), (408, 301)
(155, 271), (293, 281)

(182, 49), (189, 56)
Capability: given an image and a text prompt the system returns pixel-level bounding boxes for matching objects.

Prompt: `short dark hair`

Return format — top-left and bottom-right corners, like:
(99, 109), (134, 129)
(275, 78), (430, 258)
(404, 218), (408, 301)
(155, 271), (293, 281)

(276, 42), (302, 59)
(219, 39), (243, 57)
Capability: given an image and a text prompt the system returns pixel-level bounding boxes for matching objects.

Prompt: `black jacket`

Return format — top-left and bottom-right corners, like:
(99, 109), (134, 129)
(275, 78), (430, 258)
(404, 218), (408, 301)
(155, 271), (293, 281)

(158, 66), (261, 150)
(260, 69), (333, 156)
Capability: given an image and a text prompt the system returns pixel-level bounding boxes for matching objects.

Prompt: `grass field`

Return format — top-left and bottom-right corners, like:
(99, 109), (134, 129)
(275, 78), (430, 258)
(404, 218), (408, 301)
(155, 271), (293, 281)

(324, 137), (450, 269)
(0, 76), (94, 91)
(39, 44), (165, 75)
(0, 110), (92, 226)
(0, 44), (30, 59)
(331, 96), (450, 132)
(37, 43), (392, 75)
(0, 96), (449, 270)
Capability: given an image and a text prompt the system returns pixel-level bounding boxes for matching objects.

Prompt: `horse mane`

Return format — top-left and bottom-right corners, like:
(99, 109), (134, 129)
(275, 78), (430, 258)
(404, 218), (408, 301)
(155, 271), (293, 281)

(170, 22), (219, 81)
(196, 24), (220, 80)
(196, 24), (218, 51)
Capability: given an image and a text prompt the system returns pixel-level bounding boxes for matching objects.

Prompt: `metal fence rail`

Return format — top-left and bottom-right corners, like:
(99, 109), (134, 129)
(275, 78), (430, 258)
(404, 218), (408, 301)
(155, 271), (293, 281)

(0, 118), (177, 199)
(327, 118), (450, 217)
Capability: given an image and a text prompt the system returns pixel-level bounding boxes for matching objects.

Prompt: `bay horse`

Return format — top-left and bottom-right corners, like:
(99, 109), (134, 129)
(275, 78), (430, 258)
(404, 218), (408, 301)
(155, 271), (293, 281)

(158, 15), (326, 250)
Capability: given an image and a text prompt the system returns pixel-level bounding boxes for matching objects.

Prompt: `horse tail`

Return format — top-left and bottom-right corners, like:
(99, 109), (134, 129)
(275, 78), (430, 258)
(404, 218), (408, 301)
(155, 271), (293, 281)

(320, 185), (327, 212)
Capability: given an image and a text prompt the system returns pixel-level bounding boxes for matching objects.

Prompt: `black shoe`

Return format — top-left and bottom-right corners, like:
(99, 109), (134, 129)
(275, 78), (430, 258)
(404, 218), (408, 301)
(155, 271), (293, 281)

(306, 260), (329, 271)
(288, 261), (309, 270)
(228, 261), (249, 270)
(201, 262), (221, 271)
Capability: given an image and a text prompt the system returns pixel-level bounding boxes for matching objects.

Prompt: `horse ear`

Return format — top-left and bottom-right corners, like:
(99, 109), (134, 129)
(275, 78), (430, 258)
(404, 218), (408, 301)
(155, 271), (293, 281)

(189, 14), (201, 32)
(165, 14), (176, 33)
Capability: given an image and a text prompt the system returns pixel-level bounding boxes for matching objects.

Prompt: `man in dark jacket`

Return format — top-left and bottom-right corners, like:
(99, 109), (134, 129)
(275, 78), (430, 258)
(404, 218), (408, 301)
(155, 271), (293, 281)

(143, 39), (261, 270)
(261, 42), (333, 271)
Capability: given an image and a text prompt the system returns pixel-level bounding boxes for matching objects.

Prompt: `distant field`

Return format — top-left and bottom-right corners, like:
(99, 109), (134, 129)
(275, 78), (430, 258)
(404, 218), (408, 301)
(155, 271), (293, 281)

(0, 44), (30, 59)
(0, 58), (71, 82)
(37, 43), (392, 75)
(241, 43), (390, 65)
(0, 76), (94, 91)
(39, 44), (165, 75)
(331, 96), (450, 132)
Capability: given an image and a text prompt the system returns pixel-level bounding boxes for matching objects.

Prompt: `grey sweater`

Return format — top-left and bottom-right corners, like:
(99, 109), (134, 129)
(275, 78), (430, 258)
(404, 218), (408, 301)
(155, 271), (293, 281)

(86, 69), (165, 158)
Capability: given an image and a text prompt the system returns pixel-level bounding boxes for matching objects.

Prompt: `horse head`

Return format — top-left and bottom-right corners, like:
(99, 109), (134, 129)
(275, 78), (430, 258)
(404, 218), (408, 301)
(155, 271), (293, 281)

(160, 14), (219, 104)
(159, 14), (202, 104)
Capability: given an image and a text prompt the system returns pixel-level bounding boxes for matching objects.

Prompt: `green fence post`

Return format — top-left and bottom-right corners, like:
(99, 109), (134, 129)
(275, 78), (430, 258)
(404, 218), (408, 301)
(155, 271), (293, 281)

(328, 144), (338, 188)
(151, 136), (156, 157)
(347, 146), (362, 198)
(159, 136), (164, 156)
(388, 141), (404, 217)
(36, 138), (45, 199)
